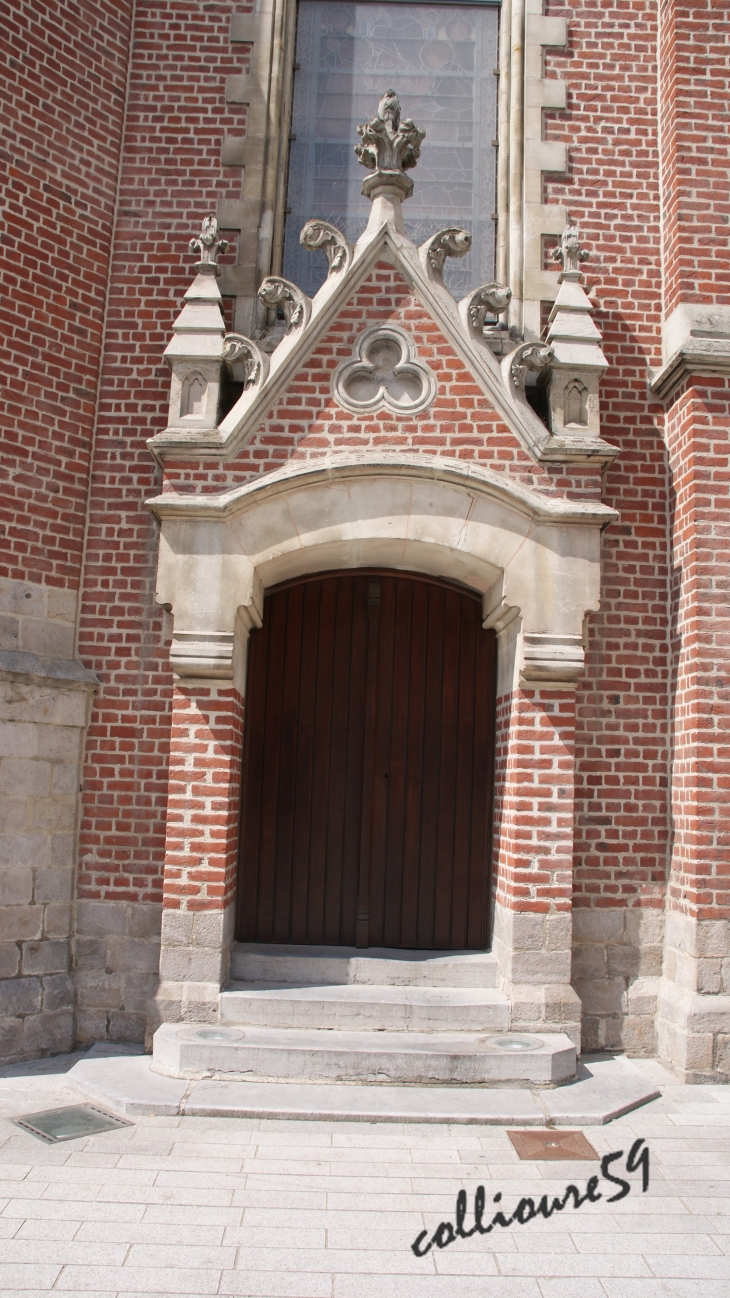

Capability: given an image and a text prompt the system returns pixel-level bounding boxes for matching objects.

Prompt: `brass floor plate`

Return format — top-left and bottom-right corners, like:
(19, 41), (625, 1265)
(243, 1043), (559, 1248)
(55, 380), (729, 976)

(508, 1128), (599, 1160)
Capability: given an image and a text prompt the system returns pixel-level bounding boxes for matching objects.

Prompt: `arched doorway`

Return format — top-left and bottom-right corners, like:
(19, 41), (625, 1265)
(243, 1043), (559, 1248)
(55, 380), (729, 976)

(237, 570), (496, 950)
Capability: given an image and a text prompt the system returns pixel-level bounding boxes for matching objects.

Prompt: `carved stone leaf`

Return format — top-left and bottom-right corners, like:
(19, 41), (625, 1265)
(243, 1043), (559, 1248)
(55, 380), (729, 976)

(299, 220), (352, 276)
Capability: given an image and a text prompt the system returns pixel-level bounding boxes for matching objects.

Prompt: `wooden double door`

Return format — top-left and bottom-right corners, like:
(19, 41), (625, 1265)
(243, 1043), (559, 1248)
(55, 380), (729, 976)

(237, 570), (496, 950)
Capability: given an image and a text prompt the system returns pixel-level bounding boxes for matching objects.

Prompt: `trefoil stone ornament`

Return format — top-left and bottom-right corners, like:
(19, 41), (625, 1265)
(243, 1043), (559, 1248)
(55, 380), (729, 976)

(334, 325), (436, 416)
(189, 215), (228, 275)
(355, 89), (425, 202)
(300, 220), (353, 277)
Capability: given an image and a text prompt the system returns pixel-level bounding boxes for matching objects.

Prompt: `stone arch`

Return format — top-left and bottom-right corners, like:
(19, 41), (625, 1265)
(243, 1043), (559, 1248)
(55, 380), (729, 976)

(150, 452), (615, 691)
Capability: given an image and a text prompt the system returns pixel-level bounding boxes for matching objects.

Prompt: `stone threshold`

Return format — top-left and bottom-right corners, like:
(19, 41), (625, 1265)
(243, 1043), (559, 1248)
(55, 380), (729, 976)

(66, 1043), (660, 1126)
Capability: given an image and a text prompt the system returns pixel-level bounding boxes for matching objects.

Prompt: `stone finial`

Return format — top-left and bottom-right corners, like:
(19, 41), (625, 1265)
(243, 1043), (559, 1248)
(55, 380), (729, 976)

(551, 214), (589, 277)
(355, 90), (425, 207)
(162, 217), (229, 432)
(545, 217), (608, 440)
(189, 215), (229, 276)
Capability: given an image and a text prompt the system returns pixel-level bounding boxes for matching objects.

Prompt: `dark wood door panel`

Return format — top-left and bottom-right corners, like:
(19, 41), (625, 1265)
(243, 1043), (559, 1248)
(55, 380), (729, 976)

(237, 570), (496, 950)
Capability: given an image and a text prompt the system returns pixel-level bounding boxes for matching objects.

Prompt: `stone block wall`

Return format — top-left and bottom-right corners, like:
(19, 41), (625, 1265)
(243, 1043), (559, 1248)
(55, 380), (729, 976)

(74, 900), (162, 1048)
(0, 648), (94, 1062)
(572, 907), (664, 1054)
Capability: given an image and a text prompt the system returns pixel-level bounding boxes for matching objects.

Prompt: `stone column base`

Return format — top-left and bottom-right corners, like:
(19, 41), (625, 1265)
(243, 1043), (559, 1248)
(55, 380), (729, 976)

(492, 903), (582, 1050)
(657, 981), (730, 1083)
(155, 905), (235, 1028)
(507, 981), (582, 1050)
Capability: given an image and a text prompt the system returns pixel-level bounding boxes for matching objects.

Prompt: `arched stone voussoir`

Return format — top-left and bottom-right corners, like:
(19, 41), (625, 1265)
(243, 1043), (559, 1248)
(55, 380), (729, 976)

(148, 453), (617, 690)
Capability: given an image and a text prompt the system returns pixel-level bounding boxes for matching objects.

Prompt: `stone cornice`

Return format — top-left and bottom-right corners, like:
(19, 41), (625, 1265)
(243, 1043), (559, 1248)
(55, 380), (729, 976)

(147, 450), (618, 529)
(0, 651), (99, 691)
(650, 337), (730, 402)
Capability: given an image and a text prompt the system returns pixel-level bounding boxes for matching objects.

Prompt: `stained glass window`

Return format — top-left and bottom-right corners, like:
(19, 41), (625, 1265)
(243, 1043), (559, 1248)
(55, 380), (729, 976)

(283, 0), (500, 298)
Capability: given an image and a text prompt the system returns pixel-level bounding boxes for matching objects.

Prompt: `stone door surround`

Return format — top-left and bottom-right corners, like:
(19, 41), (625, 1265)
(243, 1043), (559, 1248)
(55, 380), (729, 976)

(148, 453), (615, 1042)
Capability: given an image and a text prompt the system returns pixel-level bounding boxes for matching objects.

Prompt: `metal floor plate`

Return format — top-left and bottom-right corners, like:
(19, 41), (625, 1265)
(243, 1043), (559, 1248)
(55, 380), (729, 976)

(13, 1103), (132, 1143)
(508, 1128), (599, 1160)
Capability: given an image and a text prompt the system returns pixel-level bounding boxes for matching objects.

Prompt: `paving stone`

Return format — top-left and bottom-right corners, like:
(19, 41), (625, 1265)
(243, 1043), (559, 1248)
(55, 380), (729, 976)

(541, 1055), (661, 1125)
(1, 1052), (730, 1298)
(67, 1047), (188, 1117)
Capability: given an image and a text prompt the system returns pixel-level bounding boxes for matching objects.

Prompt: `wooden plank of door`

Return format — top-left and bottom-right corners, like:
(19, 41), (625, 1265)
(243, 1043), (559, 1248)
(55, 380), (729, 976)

(306, 576), (337, 944)
(355, 576), (381, 948)
(433, 587), (462, 950)
(400, 578), (428, 950)
(450, 595), (479, 949)
(272, 583), (305, 941)
(380, 575), (413, 948)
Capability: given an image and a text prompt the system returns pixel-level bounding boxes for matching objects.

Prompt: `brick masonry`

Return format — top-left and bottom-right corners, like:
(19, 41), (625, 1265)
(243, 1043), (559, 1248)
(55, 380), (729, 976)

(1, 1), (729, 1071)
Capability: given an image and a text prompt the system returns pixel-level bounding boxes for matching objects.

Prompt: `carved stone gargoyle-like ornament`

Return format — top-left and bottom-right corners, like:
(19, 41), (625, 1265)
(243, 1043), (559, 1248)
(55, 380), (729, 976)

(419, 227), (472, 283)
(222, 333), (269, 390)
(510, 342), (554, 392)
(458, 282), (513, 355)
(355, 89), (426, 202)
(300, 220), (353, 277)
(466, 283), (513, 332)
(257, 276), (312, 333)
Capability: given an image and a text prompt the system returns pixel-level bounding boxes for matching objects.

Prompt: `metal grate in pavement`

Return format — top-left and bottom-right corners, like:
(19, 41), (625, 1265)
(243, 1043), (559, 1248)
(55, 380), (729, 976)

(13, 1103), (132, 1143)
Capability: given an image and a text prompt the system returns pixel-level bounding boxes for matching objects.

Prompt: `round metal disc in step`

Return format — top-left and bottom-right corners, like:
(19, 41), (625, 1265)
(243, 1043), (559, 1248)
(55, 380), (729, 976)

(478, 1034), (542, 1052)
(176, 1026), (246, 1043)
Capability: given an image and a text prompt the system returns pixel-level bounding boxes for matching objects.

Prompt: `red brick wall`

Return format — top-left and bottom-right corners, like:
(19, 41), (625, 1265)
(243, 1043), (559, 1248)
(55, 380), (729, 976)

(658, 0), (730, 316)
(665, 379), (730, 923)
(0, 0), (134, 590)
(162, 686), (243, 911)
(492, 689), (575, 915)
(77, 1), (250, 905)
(545, 0), (671, 918)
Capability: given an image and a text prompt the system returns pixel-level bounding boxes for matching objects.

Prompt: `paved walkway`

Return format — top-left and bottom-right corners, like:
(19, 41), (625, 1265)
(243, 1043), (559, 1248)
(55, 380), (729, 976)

(0, 1052), (728, 1297)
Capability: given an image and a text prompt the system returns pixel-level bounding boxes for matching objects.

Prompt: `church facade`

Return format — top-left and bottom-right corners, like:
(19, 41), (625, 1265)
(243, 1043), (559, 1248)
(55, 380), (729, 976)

(2, 0), (730, 1084)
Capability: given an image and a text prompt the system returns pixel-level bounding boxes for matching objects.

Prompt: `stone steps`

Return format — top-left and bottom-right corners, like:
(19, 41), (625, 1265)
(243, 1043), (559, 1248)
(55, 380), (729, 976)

(220, 982), (510, 1033)
(153, 1022), (576, 1085)
(153, 943), (576, 1086)
(230, 942), (499, 988)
